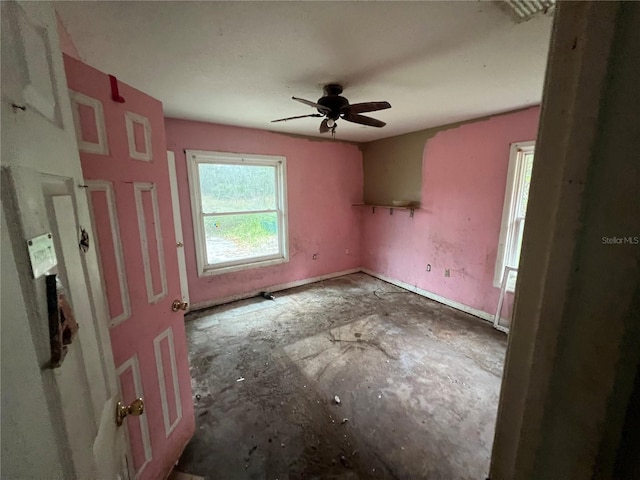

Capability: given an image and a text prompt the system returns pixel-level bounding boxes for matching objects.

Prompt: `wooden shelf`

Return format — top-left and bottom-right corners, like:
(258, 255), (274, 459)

(352, 204), (419, 217)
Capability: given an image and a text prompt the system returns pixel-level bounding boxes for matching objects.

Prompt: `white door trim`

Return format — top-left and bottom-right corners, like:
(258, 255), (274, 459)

(86, 180), (132, 327)
(133, 182), (168, 304)
(153, 326), (183, 437)
(167, 150), (190, 307)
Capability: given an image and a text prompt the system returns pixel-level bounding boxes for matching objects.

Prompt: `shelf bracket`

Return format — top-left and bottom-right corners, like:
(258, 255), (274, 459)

(372, 206), (376, 214)
(410, 208), (415, 218)
(390, 208), (393, 215)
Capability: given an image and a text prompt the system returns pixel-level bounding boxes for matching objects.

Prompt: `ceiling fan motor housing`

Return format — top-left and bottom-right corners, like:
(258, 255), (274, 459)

(318, 84), (348, 119)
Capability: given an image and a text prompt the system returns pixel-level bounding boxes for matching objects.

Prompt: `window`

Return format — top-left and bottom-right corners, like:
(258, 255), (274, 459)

(494, 141), (535, 290)
(187, 150), (288, 276)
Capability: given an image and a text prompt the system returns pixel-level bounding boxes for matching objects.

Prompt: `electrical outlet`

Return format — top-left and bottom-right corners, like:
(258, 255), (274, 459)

(426, 264), (431, 272)
(445, 269), (450, 277)
(345, 248), (350, 255)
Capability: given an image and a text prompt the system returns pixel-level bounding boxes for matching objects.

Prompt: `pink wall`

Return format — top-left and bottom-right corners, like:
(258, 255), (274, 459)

(56, 13), (81, 61)
(362, 107), (541, 316)
(164, 119), (363, 306)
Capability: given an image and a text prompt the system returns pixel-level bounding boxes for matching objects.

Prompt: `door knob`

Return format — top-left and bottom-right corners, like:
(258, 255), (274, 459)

(172, 300), (188, 312)
(176, 242), (184, 247)
(116, 398), (144, 426)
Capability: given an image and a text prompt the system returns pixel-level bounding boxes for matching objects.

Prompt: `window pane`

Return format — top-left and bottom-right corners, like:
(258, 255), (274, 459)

(199, 163), (276, 213)
(204, 213), (279, 265)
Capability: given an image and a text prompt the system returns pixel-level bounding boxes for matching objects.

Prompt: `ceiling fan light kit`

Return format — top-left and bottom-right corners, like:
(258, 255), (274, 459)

(271, 83), (391, 136)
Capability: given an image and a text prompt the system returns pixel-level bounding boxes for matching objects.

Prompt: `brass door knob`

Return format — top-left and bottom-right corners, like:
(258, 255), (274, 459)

(116, 398), (144, 426)
(172, 300), (188, 312)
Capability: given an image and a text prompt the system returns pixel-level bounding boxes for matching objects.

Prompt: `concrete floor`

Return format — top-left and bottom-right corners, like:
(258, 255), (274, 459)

(177, 273), (507, 480)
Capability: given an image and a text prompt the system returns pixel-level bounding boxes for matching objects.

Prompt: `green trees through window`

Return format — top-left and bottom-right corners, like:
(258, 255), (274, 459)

(197, 162), (282, 266)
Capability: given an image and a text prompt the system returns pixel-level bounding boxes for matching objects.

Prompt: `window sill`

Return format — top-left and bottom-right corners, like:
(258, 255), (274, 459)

(198, 256), (288, 277)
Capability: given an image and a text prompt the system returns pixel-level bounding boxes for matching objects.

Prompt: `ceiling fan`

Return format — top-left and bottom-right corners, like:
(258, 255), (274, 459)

(271, 84), (391, 135)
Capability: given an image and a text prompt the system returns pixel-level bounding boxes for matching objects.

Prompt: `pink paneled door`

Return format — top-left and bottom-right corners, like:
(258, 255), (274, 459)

(64, 55), (194, 480)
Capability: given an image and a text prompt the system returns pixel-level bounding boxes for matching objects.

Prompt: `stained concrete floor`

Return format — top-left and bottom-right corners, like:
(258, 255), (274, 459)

(177, 273), (507, 480)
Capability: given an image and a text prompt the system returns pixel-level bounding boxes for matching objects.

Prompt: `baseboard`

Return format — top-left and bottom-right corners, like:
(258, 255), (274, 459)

(189, 268), (361, 312)
(360, 268), (495, 324)
(189, 267), (498, 327)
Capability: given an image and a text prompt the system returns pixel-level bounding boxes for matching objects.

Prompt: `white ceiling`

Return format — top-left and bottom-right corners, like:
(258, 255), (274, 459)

(55, 1), (553, 143)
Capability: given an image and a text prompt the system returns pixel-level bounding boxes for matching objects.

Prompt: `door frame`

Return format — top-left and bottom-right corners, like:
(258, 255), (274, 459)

(491, 2), (640, 478)
(167, 150), (190, 308)
(1, 2), (125, 477)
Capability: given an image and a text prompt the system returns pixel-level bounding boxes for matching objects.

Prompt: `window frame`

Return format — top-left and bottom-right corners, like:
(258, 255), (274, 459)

(494, 141), (535, 291)
(186, 150), (289, 277)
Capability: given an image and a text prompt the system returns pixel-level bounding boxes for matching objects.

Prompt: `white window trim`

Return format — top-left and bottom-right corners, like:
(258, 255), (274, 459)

(494, 141), (535, 291)
(186, 150), (289, 277)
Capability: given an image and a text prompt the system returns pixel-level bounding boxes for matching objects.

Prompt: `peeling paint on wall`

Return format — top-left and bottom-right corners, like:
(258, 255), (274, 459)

(362, 106), (541, 317)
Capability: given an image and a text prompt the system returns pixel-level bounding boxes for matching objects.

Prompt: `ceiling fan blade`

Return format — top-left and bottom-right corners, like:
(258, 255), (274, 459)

(319, 118), (331, 133)
(342, 112), (386, 128)
(271, 113), (323, 123)
(292, 96), (331, 113)
(345, 101), (391, 114)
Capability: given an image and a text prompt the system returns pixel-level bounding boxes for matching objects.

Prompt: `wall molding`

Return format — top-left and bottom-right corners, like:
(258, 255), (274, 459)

(361, 268), (495, 324)
(189, 268), (360, 311)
